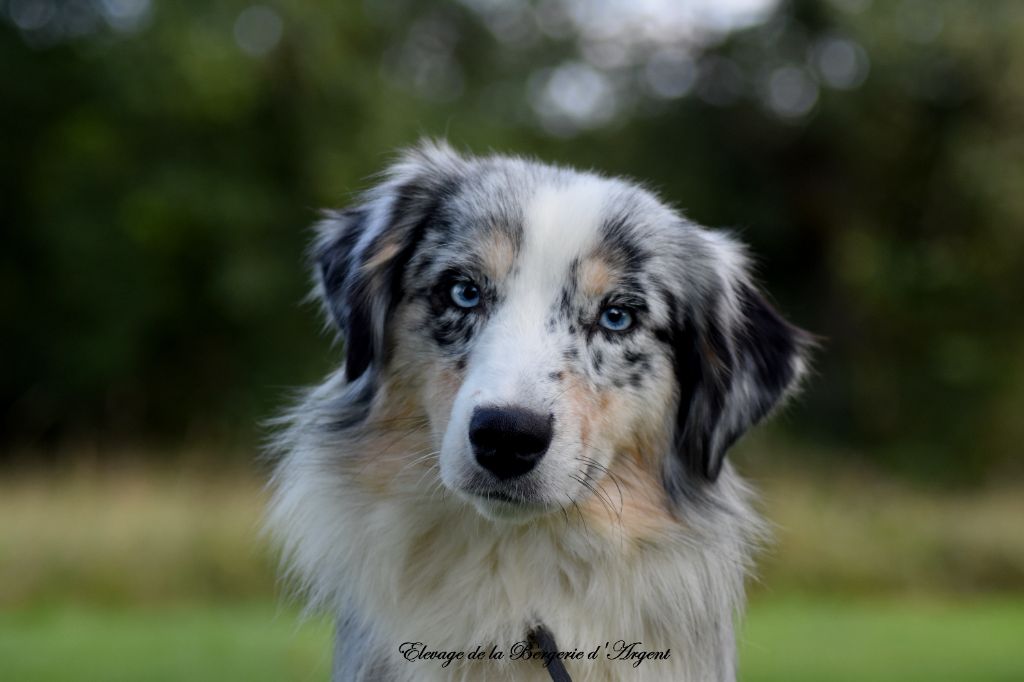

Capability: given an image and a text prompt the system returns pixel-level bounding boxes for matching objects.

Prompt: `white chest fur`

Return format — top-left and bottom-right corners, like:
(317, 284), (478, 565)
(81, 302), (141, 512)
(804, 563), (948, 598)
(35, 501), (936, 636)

(269, 458), (757, 682)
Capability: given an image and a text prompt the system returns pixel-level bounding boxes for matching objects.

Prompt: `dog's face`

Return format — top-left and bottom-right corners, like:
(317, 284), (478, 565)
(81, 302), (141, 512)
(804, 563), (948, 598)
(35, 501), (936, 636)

(315, 142), (809, 523)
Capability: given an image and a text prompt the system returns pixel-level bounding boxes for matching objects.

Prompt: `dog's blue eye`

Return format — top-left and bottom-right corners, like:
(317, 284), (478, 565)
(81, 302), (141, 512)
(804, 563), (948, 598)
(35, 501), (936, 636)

(450, 281), (481, 309)
(599, 306), (633, 331)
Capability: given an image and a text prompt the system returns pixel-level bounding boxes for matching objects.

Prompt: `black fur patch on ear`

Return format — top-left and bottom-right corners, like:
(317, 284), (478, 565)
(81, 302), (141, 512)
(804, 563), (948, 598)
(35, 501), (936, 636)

(343, 289), (377, 382)
(671, 308), (731, 484)
(380, 177), (460, 313)
(669, 284), (809, 495)
(314, 175), (461, 383)
(735, 285), (804, 411)
(317, 209), (365, 333)
(313, 208), (376, 382)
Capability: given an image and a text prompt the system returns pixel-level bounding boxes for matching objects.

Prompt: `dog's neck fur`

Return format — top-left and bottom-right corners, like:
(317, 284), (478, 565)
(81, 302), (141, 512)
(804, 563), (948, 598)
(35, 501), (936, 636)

(269, 380), (762, 682)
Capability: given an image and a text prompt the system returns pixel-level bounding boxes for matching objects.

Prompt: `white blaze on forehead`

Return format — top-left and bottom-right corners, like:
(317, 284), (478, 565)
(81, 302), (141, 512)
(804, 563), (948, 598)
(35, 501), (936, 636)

(517, 178), (609, 298)
(464, 177), (611, 404)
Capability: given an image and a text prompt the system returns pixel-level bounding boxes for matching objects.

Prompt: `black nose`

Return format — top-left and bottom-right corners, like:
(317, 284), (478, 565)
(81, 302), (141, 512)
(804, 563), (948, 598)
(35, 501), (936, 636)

(469, 406), (554, 480)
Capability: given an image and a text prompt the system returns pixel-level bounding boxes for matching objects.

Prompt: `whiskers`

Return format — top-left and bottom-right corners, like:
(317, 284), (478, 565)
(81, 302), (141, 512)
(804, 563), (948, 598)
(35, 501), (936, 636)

(564, 449), (627, 539)
(575, 453), (624, 514)
(397, 448), (453, 503)
(344, 414), (453, 504)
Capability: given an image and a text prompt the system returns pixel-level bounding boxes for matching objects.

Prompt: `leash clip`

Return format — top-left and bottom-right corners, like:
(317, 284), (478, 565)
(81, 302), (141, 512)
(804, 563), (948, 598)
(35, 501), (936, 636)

(526, 622), (574, 682)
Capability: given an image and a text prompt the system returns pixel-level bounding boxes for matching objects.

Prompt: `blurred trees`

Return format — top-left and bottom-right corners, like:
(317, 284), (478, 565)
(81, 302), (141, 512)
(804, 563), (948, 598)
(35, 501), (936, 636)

(2, 0), (1022, 482)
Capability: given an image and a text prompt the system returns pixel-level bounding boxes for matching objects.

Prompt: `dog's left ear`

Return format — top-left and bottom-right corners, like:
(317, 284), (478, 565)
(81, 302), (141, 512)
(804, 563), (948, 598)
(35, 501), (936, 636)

(668, 233), (813, 492)
(312, 140), (465, 382)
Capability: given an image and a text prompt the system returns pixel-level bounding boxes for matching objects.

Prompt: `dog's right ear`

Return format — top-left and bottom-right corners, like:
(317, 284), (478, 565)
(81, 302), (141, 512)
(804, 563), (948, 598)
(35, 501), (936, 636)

(311, 140), (465, 382)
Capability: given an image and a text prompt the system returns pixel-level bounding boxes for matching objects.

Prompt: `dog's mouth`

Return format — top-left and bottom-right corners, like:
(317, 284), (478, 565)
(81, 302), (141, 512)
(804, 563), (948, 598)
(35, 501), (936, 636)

(474, 489), (524, 504)
(462, 484), (552, 521)
(462, 472), (542, 505)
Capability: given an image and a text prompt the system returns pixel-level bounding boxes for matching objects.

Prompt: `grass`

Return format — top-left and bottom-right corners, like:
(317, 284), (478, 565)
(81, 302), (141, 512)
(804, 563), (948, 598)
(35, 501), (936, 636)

(741, 596), (1024, 682)
(749, 466), (1024, 593)
(0, 466), (276, 607)
(1, 462), (1023, 679)
(3, 463), (1023, 606)
(1, 598), (1022, 681)
(0, 603), (330, 682)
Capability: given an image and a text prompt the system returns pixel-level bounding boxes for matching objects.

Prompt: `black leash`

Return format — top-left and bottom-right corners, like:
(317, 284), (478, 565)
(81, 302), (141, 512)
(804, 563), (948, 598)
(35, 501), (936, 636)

(527, 622), (573, 682)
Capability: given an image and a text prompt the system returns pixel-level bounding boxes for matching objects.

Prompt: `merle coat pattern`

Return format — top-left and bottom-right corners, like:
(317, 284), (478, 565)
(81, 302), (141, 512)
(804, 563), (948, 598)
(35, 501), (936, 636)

(267, 141), (811, 682)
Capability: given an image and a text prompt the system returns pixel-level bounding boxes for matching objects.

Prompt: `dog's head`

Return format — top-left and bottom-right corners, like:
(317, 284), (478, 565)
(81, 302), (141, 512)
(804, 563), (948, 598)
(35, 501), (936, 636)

(314, 141), (810, 522)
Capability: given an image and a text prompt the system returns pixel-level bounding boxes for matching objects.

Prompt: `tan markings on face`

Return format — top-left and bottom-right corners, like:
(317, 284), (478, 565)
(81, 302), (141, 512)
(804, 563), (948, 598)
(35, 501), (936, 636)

(579, 454), (675, 539)
(351, 362), (447, 495)
(352, 411), (432, 496)
(479, 229), (516, 281)
(563, 372), (600, 449)
(572, 379), (678, 540)
(361, 239), (403, 274)
(579, 256), (617, 297)
(351, 304), (465, 494)
(421, 362), (463, 438)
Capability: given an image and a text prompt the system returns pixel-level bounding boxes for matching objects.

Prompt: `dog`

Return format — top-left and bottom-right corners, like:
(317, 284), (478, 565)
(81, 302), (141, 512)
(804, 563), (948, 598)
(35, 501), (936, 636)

(267, 140), (811, 681)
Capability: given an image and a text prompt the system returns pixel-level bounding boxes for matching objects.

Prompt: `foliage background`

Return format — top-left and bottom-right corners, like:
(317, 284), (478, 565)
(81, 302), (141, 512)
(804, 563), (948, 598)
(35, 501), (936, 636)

(5, 0), (1023, 483)
(2, 0), (1023, 679)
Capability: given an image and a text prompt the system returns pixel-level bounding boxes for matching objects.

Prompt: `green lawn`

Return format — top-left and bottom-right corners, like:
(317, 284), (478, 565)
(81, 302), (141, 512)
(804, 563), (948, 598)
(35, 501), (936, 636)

(740, 597), (1024, 682)
(1, 598), (1021, 681)
(0, 603), (330, 682)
